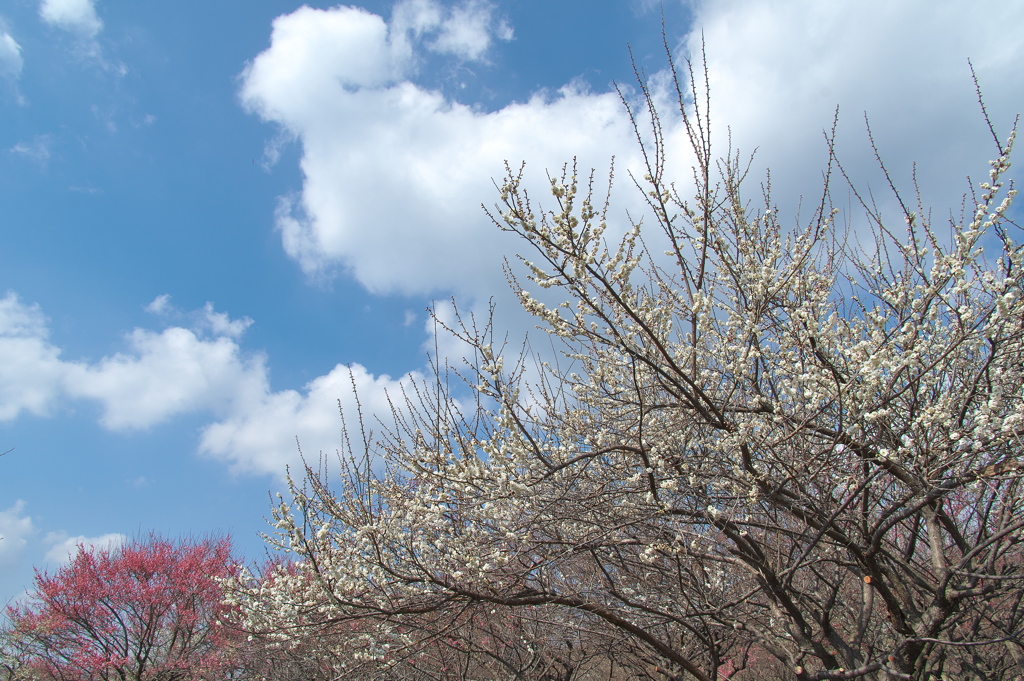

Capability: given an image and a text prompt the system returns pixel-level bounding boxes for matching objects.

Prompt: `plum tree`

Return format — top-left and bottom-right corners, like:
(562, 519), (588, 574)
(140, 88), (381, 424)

(5, 535), (238, 681)
(232, 54), (1023, 681)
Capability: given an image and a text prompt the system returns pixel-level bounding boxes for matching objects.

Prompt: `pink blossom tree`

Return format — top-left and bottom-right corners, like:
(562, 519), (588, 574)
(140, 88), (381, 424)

(5, 535), (239, 681)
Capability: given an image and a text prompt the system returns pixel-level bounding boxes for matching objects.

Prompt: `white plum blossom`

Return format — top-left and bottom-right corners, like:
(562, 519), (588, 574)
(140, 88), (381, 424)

(226, 64), (1024, 681)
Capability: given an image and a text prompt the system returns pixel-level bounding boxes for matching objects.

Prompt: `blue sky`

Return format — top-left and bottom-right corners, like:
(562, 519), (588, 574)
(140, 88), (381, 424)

(0, 0), (1021, 603)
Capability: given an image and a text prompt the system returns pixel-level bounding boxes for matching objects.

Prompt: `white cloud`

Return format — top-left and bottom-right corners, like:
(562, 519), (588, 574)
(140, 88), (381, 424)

(392, 0), (512, 61)
(243, 0), (1024, 299)
(432, 3), (500, 59)
(0, 293), (426, 476)
(0, 32), (23, 81)
(683, 0), (1024, 225)
(0, 293), (68, 421)
(43, 531), (125, 565)
(226, 0), (1024, 479)
(0, 501), (35, 568)
(242, 6), (400, 118)
(9, 135), (54, 166)
(241, 4), (642, 296)
(39, 0), (102, 39)
(146, 296), (252, 339)
(145, 293), (172, 315)
(199, 363), (424, 477)
(199, 302), (253, 340)
(4, 1), (1019, 485)
(0, 293), (267, 431)
(391, 0), (443, 49)
(63, 326), (267, 431)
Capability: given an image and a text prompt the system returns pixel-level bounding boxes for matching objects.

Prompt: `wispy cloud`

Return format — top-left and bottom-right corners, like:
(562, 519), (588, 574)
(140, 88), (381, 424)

(39, 0), (103, 39)
(144, 294), (172, 315)
(43, 531), (126, 565)
(39, 0), (114, 66)
(9, 135), (54, 167)
(0, 31), (23, 82)
(391, 0), (513, 62)
(144, 295), (253, 340)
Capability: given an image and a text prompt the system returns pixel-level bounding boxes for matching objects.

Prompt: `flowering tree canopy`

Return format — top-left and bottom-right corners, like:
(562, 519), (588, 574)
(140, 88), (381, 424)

(230, 57), (1024, 681)
(5, 535), (238, 681)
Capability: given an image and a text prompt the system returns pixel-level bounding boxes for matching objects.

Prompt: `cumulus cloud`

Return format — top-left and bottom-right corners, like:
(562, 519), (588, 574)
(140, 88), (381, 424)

(43, 531), (125, 565)
(0, 293), (265, 431)
(0, 294), (68, 421)
(242, 0), (1023, 299)
(0, 31), (23, 81)
(222, 0), (1024, 477)
(4, 1), (1019, 484)
(0, 293), (422, 476)
(243, 6), (400, 107)
(39, 0), (102, 39)
(684, 0), (1024, 223)
(240, 4), (643, 296)
(0, 501), (35, 568)
(200, 363), (425, 476)
(63, 327), (267, 431)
